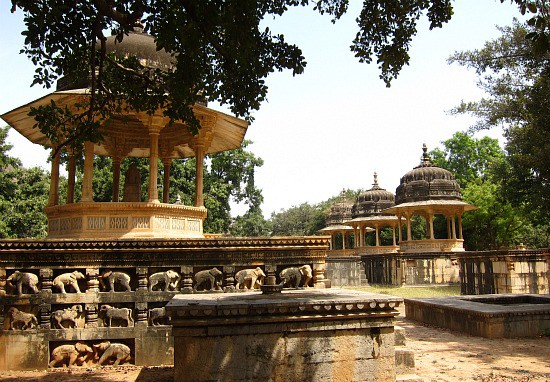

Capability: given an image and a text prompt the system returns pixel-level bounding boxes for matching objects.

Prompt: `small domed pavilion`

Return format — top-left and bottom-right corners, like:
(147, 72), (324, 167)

(384, 144), (476, 253)
(318, 190), (356, 251)
(1, 29), (248, 239)
(346, 173), (400, 254)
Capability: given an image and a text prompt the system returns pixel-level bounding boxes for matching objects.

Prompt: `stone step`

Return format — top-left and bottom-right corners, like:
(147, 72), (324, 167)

(395, 325), (406, 346)
(396, 374), (424, 382)
(395, 347), (415, 373)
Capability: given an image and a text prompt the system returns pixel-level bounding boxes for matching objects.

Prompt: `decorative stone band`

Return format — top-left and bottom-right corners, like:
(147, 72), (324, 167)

(166, 289), (402, 323)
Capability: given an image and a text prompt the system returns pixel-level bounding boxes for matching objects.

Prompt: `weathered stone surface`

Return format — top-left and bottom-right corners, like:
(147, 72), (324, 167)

(168, 289), (402, 382)
(405, 294), (550, 338)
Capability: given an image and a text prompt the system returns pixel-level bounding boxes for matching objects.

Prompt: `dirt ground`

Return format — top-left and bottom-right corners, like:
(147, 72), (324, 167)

(0, 306), (548, 382)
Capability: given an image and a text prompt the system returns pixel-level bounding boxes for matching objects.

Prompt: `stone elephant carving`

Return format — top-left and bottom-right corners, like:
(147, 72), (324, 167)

(52, 305), (83, 329)
(149, 270), (180, 292)
(49, 342), (94, 368)
(99, 270), (132, 292)
(6, 271), (39, 295)
(235, 267), (266, 290)
(93, 341), (132, 366)
(7, 307), (38, 330)
(148, 307), (170, 326)
(193, 267), (223, 291)
(100, 305), (134, 327)
(53, 271), (86, 294)
(279, 265), (312, 288)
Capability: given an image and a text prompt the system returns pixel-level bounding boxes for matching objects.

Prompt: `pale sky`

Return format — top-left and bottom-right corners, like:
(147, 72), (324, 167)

(0, 1), (521, 217)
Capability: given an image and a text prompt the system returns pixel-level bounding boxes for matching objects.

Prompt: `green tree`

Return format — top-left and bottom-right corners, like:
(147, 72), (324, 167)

(230, 208), (272, 237)
(430, 132), (504, 188)
(10, 1), (548, 151)
(0, 126), (50, 238)
(270, 203), (326, 236)
(449, 21), (550, 221)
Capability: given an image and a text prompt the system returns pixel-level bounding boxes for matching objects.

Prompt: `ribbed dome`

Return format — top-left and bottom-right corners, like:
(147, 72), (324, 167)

(57, 27), (174, 91)
(395, 144), (462, 204)
(325, 190), (353, 226)
(352, 173), (395, 218)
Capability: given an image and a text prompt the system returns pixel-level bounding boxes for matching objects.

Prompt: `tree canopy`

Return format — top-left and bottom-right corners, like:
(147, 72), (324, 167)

(449, 20), (550, 223)
(10, 0), (549, 152)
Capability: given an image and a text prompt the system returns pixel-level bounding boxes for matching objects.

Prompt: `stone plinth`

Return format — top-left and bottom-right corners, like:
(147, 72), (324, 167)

(45, 202), (207, 239)
(398, 239), (464, 253)
(405, 294), (550, 338)
(166, 289), (402, 382)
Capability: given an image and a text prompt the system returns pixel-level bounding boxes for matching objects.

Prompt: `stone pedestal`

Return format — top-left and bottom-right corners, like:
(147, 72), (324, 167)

(167, 289), (402, 382)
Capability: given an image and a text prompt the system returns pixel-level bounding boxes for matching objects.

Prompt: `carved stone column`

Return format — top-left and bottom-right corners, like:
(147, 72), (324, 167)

(38, 304), (51, 329)
(48, 147), (60, 206)
(86, 268), (100, 293)
(0, 304), (4, 328)
(136, 302), (148, 327)
(194, 143), (205, 207)
(264, 264), (277, 282)
(85, 303), (99, 328)
(181, 266), (194, 293)
(223, 266), (235, 292)
(312, 262), (326, 288)
(136, 267), (148, 291)
(81, 141), (95, 202)
(39, 268), (53, 295)
(148, 131), (160, 203)
(0, 268), (5, 296)
(67, 149), (77, 204)
(112, 157), (122, 202)
(162, 158), (172, 203)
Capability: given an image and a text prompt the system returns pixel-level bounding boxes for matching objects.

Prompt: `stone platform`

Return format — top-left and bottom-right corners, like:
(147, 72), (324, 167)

(167, 289), (403, 382)
(405, 294), (550, 338)
(0, 237), (328, 370)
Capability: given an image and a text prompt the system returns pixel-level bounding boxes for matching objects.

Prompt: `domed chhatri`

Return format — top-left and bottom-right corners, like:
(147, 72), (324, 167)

(395, 143), (461, 204)
(385, 144), (476, 253)
(2, 29), (248, 239)
(347, 173), (399, 255)
(319, 190), (355, 251)
(352, 172), (395, 218)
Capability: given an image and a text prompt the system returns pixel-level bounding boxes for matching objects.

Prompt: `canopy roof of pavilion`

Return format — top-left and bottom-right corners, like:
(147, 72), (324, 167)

(1, 88), (248, 159)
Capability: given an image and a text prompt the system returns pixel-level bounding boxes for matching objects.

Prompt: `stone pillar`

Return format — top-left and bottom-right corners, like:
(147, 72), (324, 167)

(67, 150), (77, 204)
(342, 232), (346, 250)
(38, 304), (51, 329)
(112, 157), (121, 202)
(265, 264), (277, 282)
(194, 143), (205, 207)
(406, 213), (412, 241)
(39, 268), (53, 294)
(0, 268), (5, 296)
(85, 303), (99, 328)
(48, 147), (60, 206)
(312, 262), (326, 288)
(86, 268), (100, 293)
(375, 224), (380, 247)
(136, 302), (148, 327)
(223, 266), (236, 292)
(392, 226), (396, 246)
(181, 266), (194, 293)
(81, 141), (95, 202)
(163, 158), (172, 203)
(148, 131), (160, 203)
(136, 267), (149, 291)
(458, 213), (463, 239)
(398, 217), (402, 243)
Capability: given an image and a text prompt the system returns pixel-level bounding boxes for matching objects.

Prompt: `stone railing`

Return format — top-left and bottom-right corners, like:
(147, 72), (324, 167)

(398, 239), (464, 253)
(356, 245), (400, 256)
(44, 202), (207, 239)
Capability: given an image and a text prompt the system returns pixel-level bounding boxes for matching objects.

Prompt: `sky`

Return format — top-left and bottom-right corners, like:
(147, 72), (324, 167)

(0, 1), (522, 218)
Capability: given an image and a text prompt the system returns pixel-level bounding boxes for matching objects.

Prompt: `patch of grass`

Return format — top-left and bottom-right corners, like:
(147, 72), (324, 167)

(345, 285), (462, 298)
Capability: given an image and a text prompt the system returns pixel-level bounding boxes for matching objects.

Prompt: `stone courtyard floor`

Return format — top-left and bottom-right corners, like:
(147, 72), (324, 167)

(0, 305), (549, 382)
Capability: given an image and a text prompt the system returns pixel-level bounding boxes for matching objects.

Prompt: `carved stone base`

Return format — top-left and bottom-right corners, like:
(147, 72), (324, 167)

(167, 289), (402, 382)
